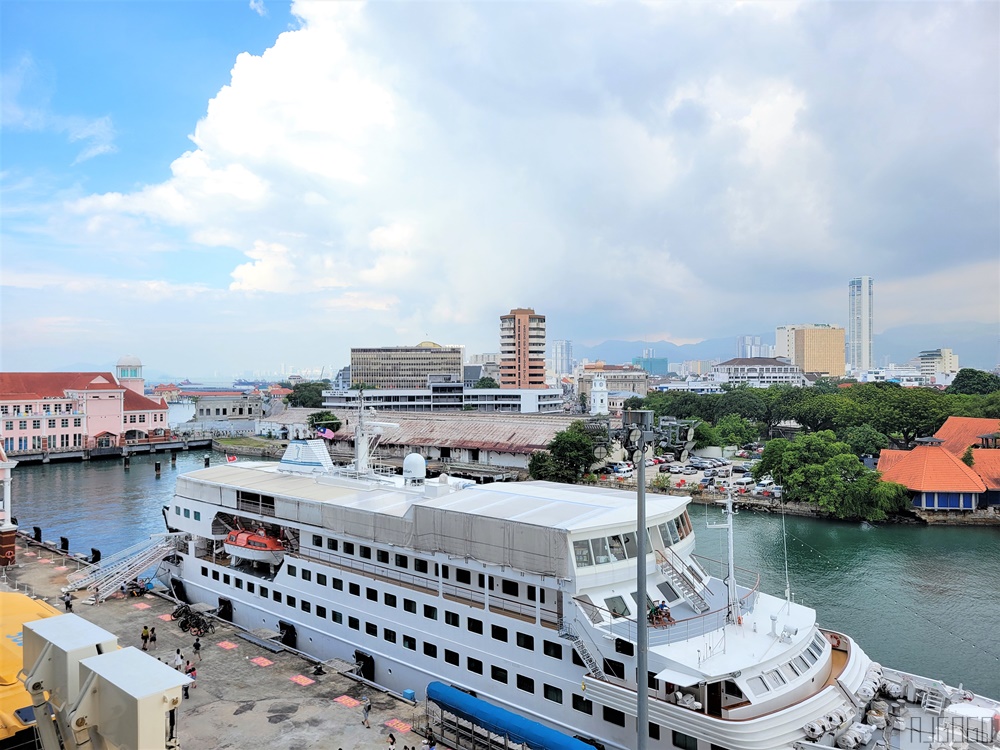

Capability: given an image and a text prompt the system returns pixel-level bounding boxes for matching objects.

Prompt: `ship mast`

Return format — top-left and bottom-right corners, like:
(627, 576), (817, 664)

(707, 489), (741, 625)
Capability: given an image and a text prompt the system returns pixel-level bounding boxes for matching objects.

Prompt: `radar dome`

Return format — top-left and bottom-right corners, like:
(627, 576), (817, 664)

(402, 453), (427, 480)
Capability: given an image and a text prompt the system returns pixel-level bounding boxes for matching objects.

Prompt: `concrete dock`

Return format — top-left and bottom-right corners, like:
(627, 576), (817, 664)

(2, 536), (433, 750)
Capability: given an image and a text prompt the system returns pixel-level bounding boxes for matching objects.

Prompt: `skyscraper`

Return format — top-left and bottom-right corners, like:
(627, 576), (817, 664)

(848, 276), (874, 372)
(550, 339), (573, 376)
(499, 308), (547, 388)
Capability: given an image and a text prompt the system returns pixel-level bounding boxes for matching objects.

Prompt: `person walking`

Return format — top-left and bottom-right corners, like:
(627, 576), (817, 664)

(387, 733), (396, 749)
(172, 649), (184, 671)
(140, 626), (150, 651)
(193, 637), (202, 661)
(184, 661), (197, 688)
(149, 627), (157, 650)
(361, 696), (371, 728)
(62, 593), (73, 612)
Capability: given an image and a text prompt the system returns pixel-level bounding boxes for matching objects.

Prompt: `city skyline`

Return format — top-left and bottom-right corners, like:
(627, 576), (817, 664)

(2, 2), (997, 375)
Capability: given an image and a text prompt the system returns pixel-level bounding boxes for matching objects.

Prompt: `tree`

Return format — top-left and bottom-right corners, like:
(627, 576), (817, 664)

(529, 421), (596, 483)
(307, 411), (341, 432)
(578, 392), (589, 412)
(946, 368), (1000, 395)
(714, 386), (766, 423)
(474, 376), (499, 389)
(843, 424), (889, 457)
(714, 414), (758, 448)
(286, 382), (327, 408)
(881, 387), (948, 447)
(961, 446), (975, 467)
(623, 396), (644, 411)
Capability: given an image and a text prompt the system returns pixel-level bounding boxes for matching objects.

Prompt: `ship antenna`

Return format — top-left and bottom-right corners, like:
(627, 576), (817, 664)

(780, 495), (792, 607)
(708, 488), (741, 624)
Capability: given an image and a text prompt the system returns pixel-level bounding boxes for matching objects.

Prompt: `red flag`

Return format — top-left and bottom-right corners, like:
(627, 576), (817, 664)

(227, 454), (237, 463)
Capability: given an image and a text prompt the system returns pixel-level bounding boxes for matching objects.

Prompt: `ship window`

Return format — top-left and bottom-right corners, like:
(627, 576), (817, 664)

(456, 569), (471, 585)
(603, 659), (626, 679)
(544, 685), (563, 703)
(807, 641), (823, 660)
(603, 706), (626, 727)
(441, 565), (449, 579)
(332, 611), (342, 624)
(212, 571), (220, 581)
(649, 723), (661, 741)
(301, 570), (311, 582)
(332, 578), (343, 591)
(783, 663), (799, 680)
(260, 586), (268, 598)
(384, 593), (397, 608)
(359, 546), (371, 560)
(468, 618), (483, 635)
(201, 566), (208, 577)
(316, 605), (326, 618)
(349, 583), (360, 596)
(491, 666), (508, 684)
(467, 657), (483, 675)
(312, 535), (322, 547)
(377, 550), (389, 563)
(175, 506), (180, 515)
(414, 559), (428, 574)
(491, 625), (508, 642)
(672, 730), (698, 750)
(543, 640), (562, 659)
(395, 554), (408, 569)
(517, 674), (534, 693)
(591, 537), (612, 564)
(574, 540), (594, 567)
(724, 680), (744, 699)
(793, 655), (809, 673)
(445, 611), (459, 627)
(479, 574), (486, 588)
(607, 535), (626, 561)
(366, 622), (377, 636)
(404, 599), (416, 614)
(623, 532), (638, 559)
(424, 605), (437, 620)
(235, 579), (243, 589)
(445, 649), (459, 666)
(384, 629), (396, 643)
(747, 676), (769, 695)
(604, 595), (630, 618)
(247, 583), (255, 594)
(366, 588), (377, 601)
(184, 509), (190, 518)
(516, 632), (534, 650)
(327, 539), (337, 551)
(649, 672), (659, 690)
(287, 565), (296, 577)
(194, 511), (201, 521)
(349, 617), (359, 631)
(316, 574), (326, 586)
(423, 642), (437, 658)
(526, 585), (536, 601)
(766, 670), (786, 689)
(301, 600), (311, 613)
(286, 595), (296, 607)
(343, 542), (354, 555)
(403, 635), (416, 651)
(273, 590), (281, 602)
(501, 580), (518, 597)
(572, 650), (585, 668)
(572, 694), (593, 715)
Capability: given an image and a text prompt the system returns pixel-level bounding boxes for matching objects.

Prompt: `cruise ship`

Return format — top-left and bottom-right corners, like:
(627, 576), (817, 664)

(157, 415), (1000, 750)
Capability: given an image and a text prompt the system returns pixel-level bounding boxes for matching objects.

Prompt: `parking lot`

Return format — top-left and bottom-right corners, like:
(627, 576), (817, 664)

(592, 455), (780, 499)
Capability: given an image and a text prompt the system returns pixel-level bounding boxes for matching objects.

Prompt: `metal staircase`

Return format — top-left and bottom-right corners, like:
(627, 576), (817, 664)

(559, 623), (607, 681)
(657, 549), (710, 613)
(922, 686), (947, 715)
(64, 534), (185, 604)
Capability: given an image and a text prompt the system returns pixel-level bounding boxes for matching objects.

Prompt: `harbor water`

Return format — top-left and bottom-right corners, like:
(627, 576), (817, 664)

(10, 451), (1000, 698)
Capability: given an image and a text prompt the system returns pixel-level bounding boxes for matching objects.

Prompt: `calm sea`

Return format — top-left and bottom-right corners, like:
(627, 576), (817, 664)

(10, 451), (1000, 698)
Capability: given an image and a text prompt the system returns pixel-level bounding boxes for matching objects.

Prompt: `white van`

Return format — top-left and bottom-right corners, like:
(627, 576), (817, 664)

(754, 479), (775, 494)
(733, 477), (755, 490)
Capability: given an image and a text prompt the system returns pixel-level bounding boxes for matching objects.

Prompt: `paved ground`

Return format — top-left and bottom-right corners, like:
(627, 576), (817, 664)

(3, 536), (431, 750)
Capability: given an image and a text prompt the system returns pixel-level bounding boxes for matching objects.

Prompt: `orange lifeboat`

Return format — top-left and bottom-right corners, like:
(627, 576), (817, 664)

(223, 528), (285, 564)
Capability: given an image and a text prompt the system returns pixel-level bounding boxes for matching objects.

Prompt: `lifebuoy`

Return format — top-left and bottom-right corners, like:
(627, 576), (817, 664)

(828, 633), (842, 649)
(3, 550), (14, 560)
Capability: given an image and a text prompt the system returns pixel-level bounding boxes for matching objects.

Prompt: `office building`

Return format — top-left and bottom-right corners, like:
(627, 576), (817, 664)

(550, 339), (574, 376)
(916, 348), (960, 380)
(499, 308), (547, 389)
(350, 342), (463, 390)
(793, 326), (846, 377)
(737, 335), (774, 359)
(711, 358), (811, 388)
(848, 276), (874, 372)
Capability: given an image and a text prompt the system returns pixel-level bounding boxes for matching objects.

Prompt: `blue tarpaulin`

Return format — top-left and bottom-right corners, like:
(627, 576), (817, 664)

(426, 681), (600, 750)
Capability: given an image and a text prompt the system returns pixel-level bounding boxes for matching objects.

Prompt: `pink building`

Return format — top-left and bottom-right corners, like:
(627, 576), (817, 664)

(0, 355), (169, 455)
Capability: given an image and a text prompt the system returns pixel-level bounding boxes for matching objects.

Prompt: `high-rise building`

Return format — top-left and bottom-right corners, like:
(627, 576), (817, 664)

(848, 276), (874, 372)
(775, 324), (836, 364)
(550, 339), (574, 376)
(916, 348), (960, 379)
(499, 308), (547, 389)
(793, 326), (846, 377)
(350, 342), (463, 389)
(737, 335), (774, 359)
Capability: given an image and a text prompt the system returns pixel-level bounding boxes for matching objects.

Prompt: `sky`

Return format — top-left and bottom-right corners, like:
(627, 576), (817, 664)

(2, 0), (998, 378)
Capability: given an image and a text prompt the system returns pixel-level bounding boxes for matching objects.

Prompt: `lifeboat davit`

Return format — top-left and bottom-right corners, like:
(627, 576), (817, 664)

(224, 528), (285, 564)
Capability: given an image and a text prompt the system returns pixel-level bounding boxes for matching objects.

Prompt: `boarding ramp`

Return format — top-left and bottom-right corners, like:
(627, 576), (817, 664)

(64, 534), (185, 604)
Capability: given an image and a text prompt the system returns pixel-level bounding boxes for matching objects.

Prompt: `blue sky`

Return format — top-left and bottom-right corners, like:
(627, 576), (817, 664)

(2, 1), (998, 378)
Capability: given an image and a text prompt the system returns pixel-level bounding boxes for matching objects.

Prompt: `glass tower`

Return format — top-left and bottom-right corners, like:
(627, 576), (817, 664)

(848, 276), (874, 372)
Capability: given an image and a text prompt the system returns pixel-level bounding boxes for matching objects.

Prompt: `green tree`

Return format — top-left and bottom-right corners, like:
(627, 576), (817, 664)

(881, 387), (948, 447)
(961, 446), (975, 467)
(473, 376), (499, 389)
(714, 386), (766, 423)
(843, 424), (889, 456)
(307, 411), (341, 432)
(578, 392), (589, 411)
(529, 421), (596, 483)
(693, 422), (720, 449)
(714, 414), (758, 448)
(623, 396), (645, 411)
(946, 368), (1000, 395)
(286, 382), (327, 408)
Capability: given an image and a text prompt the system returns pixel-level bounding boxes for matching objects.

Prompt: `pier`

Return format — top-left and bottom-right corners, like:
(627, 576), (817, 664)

(7, 436), (215, 465)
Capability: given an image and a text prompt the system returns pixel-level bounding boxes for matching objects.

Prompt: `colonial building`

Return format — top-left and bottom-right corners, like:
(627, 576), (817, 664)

(577, 363), (649, 403)
(710, 358), (811, 388)
(0, 356), (169, 455)
(322, 383), (563, 413)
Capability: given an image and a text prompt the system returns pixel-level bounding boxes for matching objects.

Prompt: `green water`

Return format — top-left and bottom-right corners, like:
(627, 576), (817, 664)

(11, 455), (1000, 697)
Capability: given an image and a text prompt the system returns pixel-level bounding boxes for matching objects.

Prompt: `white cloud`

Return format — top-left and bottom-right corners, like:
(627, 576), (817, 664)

(249, 0), (266, 17)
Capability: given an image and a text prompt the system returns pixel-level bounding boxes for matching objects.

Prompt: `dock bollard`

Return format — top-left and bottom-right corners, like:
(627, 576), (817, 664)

(155, 461), (161, 476)
(60, 536), (69, 553)
(124, 456), (130, 470)
(33, 527), (42, 543)
(204, 456), (210, 468)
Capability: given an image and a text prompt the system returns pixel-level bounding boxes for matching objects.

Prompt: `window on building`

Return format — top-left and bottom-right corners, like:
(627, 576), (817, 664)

(316, 573), (327, 586)
(366, 588), (378, 601)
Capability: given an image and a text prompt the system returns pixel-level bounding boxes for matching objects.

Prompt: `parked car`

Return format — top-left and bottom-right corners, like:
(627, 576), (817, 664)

(731, 465), (749, 474)
(703, 468), (716, 478)
(754, 479), (775, 494)
(669, 464), (684, 474)
(658, 463), (673, 473)
(682, 467), (698, 475)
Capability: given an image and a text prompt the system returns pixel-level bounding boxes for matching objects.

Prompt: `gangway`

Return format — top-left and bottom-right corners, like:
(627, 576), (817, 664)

(63, 534), (185, 604)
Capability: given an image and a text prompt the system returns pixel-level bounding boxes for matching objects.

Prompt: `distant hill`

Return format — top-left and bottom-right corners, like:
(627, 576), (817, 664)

(576, 321), (998, 370)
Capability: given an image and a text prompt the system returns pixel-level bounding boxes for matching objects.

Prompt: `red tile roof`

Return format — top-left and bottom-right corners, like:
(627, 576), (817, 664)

(933, 416), (1000, 455)
(879, 445), (986, 492)
(123, 389), (167, 411)
(970, 450), (1000, 490)
(876, 450), (907, 474)
(0, 372), (120, 400)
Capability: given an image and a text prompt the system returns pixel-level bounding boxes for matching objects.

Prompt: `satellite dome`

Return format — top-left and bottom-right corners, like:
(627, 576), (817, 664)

(402, 453), (427, 480)
(117, 354), (142, 367)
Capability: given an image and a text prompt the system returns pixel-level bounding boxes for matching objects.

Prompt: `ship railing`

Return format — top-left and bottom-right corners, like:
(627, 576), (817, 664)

(296, 546), (441, 597)
(571, 570), (761, 647)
